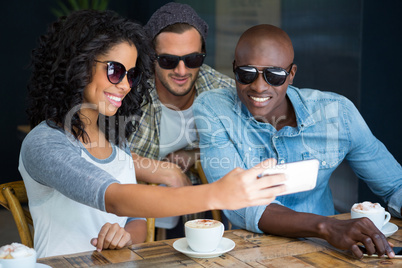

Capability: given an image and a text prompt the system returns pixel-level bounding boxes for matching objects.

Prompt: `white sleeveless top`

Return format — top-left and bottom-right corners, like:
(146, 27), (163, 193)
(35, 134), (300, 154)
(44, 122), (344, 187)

(19, 122), (140, 258)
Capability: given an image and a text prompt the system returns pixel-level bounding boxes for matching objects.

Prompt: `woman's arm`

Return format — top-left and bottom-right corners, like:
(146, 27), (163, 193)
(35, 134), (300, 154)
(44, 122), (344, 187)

(105, 158), (286, 218)
(21, 124), (285, 220)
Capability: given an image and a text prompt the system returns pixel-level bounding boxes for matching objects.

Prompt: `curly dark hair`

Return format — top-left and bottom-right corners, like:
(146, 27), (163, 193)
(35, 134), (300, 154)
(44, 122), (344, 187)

(27, 9), (153, 146)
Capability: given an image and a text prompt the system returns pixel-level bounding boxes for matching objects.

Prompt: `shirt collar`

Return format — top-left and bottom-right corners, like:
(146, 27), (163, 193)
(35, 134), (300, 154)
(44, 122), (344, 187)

(287, 86), (315, 128)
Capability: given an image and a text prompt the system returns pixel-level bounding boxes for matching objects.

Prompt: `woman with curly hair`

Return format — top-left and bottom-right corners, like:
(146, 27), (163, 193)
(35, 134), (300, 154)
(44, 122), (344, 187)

(19, 10), (285, 258)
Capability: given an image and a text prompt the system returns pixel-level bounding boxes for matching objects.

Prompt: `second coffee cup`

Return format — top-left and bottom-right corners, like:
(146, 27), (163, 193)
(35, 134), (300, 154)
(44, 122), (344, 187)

(185, 219), (224, 253)
(350, 201), (391, 230)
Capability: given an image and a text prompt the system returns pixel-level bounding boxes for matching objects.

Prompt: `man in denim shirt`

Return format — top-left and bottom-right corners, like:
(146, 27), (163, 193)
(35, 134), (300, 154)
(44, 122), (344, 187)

(193, 24), (402, 259)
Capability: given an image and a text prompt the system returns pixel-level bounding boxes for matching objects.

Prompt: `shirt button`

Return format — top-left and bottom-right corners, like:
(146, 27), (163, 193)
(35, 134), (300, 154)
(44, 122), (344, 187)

(248, 147), (252, 151)
(280, 160), (285, 164)
(322, 161), (327, 166)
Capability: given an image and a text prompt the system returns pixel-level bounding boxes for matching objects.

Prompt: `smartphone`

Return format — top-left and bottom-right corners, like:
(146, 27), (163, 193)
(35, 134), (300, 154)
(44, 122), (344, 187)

(359, 245), (402, 258)
(260, 159), (319, 196)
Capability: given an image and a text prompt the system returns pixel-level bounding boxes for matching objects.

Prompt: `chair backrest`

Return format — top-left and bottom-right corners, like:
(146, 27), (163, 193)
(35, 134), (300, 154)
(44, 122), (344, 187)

(145, 184), (157, 242)
(145, 217), (155, 242)
(0, 181), (33, 248)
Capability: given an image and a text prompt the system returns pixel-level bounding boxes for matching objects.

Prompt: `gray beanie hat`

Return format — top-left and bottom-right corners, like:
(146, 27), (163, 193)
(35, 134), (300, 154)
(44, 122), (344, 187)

(144, 2), (208, 43)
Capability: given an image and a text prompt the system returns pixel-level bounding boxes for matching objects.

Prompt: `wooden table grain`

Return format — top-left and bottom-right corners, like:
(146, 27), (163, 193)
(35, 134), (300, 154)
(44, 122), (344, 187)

(38, 213), (402, 267)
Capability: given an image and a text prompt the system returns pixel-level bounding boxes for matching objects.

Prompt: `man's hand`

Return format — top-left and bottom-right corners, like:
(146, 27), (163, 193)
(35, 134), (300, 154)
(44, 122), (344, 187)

(132, 153), (191, 187)
(321, 217), (395, 259)
(164, 149), (199, 172)
(258, 204), (396, 259)
(159, 161), (192, 187)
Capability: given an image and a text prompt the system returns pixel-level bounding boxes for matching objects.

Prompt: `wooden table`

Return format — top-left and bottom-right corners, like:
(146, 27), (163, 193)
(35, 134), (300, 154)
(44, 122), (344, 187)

(38, 214), (402, 267)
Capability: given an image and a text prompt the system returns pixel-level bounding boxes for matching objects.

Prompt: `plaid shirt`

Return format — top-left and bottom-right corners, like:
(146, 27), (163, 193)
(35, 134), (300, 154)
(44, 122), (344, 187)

(128, 64), (234, 161)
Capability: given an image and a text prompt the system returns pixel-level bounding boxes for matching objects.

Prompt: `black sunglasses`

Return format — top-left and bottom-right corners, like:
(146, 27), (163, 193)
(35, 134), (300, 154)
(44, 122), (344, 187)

(94, 60), (142, 88)
(233, 62), (293, 87)
(157, 53), (206, 69)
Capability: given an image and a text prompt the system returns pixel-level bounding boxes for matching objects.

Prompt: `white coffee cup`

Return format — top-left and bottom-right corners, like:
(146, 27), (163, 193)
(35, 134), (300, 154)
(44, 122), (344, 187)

(0, 251), (36, 268)
(185, 219), (224, 253)
(350, 201), (391, 230)
(0, 243), (36, 268)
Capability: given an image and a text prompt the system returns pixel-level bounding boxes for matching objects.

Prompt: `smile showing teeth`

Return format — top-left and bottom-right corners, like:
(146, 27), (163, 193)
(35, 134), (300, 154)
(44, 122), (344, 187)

(250, 96), (271, 102)
(106, 94), (122, 102)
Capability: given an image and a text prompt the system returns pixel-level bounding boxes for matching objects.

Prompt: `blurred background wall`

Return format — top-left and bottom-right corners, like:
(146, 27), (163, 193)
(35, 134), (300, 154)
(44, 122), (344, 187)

(1, 0), (400, 213)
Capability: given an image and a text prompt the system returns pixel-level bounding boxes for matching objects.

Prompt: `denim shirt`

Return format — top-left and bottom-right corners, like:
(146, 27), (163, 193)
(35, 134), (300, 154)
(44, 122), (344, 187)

(193, 86), (402, 233)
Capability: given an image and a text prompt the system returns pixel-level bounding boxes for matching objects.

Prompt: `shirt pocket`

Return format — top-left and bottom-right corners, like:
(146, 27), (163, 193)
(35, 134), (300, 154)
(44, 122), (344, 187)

(302, 150), (344, 169)
(238, 143), (271, 167)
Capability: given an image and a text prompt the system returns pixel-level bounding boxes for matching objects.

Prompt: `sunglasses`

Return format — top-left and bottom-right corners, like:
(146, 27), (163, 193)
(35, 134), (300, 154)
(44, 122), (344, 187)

(94, 60), (142, 88)
(233, 62), (293, 86)
(156, 53), (206, 69)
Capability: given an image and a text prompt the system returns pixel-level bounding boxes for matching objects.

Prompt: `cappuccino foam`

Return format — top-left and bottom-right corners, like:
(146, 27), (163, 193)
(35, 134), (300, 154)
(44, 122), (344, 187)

(352, 201), (383, 213)
(0, 243), (35, 259)
(185, 219), (221, 229)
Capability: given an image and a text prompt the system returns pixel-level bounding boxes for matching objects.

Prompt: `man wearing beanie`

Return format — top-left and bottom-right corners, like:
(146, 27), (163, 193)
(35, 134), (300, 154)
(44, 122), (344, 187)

(127, 2), (234, 237)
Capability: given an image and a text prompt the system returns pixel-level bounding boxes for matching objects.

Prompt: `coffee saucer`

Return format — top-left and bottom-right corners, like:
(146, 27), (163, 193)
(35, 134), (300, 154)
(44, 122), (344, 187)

(36, 263), (52, 267)
(173, 237), (235, 258)
(382, 222), (398, 237)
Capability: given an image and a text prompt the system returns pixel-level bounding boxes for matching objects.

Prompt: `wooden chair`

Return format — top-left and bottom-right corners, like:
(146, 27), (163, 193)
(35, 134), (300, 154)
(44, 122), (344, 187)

(145, 183), (157, 242)
(145, 217), (155, 242)
(0, 181), (33, 248)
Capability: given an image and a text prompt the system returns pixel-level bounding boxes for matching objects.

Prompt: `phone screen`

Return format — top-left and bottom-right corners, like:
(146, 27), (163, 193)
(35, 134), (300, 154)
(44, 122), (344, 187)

(359, 246), (402, 257)
(394, 247), (402, 255)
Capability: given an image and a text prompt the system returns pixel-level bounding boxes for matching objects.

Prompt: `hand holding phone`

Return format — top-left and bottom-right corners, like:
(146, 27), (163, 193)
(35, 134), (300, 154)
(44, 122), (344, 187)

(260, 159), (319, 196)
